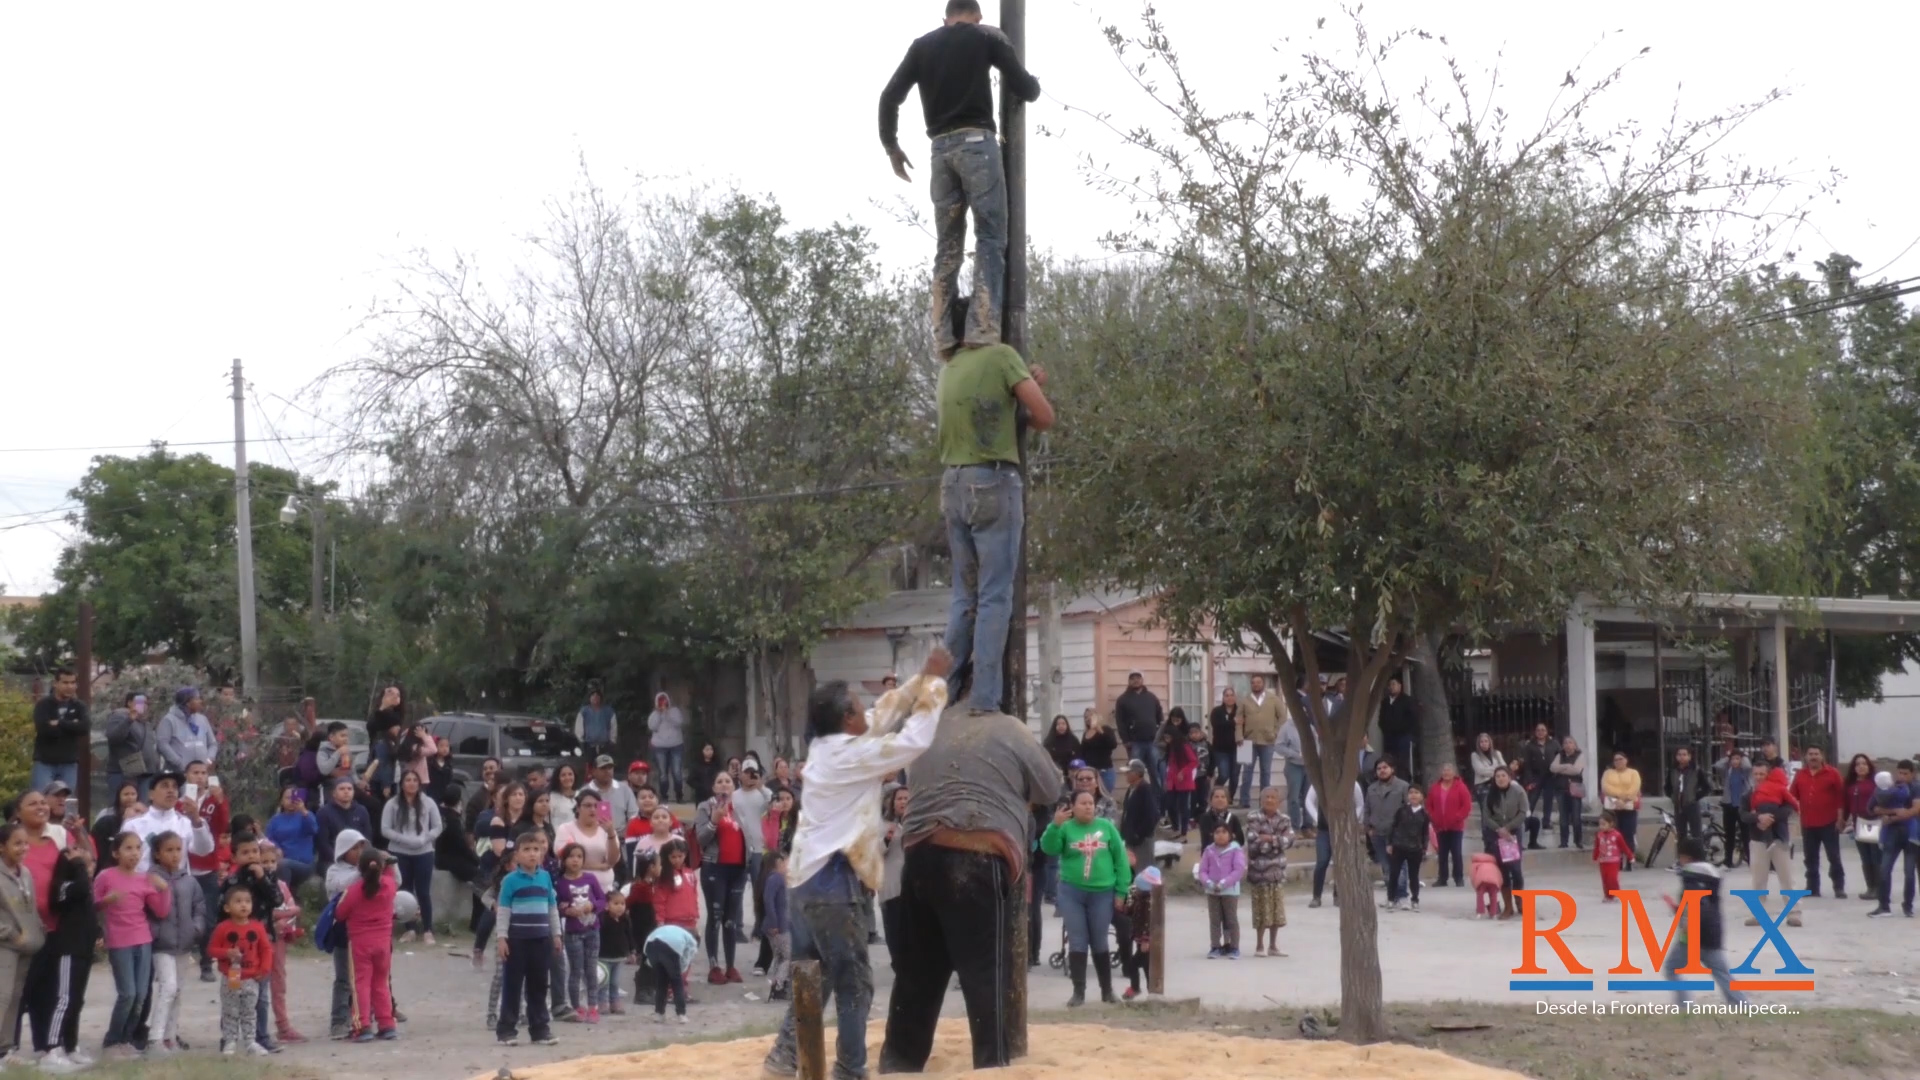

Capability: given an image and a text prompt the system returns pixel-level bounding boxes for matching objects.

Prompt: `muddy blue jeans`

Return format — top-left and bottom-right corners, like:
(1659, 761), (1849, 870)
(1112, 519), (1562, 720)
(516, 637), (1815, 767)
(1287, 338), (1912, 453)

(942, 464), (1024, 712)
(929, 127), (1007, 357)
(766, 855), (873, 1080)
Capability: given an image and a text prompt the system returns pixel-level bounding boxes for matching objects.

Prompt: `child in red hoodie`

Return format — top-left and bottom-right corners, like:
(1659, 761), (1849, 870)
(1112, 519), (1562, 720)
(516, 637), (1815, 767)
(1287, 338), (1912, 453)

(212, 885), (273, 1055)
(334, 851), (400, 1041)
(1593, 814), (1627, 900)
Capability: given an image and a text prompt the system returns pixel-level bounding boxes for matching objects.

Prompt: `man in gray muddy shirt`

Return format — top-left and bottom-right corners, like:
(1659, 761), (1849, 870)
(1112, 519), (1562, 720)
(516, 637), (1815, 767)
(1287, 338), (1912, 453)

(879, 706), (1058, 1072)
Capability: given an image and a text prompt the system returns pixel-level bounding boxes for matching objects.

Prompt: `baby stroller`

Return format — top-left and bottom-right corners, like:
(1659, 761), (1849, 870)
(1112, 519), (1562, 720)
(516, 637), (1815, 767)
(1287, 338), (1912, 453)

(1047, 911), (1121, 971)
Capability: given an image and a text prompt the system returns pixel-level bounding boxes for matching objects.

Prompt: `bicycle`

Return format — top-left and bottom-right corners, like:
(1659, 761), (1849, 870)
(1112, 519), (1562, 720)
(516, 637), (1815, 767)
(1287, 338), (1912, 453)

(1640, 802), (1727, 869)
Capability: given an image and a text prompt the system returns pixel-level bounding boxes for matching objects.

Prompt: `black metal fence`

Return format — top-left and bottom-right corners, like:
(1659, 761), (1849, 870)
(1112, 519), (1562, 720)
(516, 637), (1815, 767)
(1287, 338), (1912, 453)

(1444, 668), (1566, 763)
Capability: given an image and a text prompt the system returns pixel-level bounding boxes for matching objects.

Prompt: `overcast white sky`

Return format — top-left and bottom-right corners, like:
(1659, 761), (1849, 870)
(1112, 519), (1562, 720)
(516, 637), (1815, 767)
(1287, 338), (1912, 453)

(3, 1), (1916, 595)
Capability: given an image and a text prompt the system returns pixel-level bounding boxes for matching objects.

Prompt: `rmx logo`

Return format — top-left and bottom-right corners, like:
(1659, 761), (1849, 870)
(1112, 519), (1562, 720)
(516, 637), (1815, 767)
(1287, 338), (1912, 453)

(1508, 889), (1814, 993)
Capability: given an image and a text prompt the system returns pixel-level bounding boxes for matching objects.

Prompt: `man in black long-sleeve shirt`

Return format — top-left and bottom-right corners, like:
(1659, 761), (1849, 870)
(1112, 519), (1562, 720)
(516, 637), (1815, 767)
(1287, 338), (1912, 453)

(878, 1), (1041, 359)
(31, 668), (89, 794)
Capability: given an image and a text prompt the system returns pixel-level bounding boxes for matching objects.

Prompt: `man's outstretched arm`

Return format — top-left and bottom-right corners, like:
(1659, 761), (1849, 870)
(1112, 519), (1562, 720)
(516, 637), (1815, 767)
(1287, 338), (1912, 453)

(986, 28), (1040, 103)
(878, 45), (919, 180)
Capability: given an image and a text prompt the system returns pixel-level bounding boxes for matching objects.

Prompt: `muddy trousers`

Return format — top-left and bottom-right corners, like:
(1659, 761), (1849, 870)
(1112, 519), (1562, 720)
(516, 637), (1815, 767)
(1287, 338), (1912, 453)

(881, 845), (1017, 1073)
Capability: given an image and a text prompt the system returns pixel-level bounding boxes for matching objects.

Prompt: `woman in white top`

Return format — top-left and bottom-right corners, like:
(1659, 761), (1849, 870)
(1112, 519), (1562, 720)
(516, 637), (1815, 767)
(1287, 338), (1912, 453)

(553, 789), (619, 891)
(1469, 732), (1507, 798)
(548, 763), (582, 827)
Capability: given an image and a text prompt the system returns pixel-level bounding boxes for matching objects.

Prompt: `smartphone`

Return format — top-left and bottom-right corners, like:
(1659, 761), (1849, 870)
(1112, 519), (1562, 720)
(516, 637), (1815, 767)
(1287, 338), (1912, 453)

(208, 776), (222, 789)
(599, 802), (613, 825)
(183, 783), (200, 802)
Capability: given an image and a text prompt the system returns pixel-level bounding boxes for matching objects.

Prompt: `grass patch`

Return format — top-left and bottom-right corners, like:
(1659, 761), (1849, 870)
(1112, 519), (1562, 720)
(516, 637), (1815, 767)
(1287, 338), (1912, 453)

(81, 1056), (322, 1080)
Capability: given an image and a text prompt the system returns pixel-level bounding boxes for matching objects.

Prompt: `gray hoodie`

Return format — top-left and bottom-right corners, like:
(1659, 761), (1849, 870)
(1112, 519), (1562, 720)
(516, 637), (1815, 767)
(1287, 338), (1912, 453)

(1364, 775), (1410, 833)
(102, 708), (163, 777)
(157, 705), (219, 772)
(647, 698), (686, 750)
(380, 796), (443, 856)
(150, 863), (207, 954)
(0, 862), (44, 955)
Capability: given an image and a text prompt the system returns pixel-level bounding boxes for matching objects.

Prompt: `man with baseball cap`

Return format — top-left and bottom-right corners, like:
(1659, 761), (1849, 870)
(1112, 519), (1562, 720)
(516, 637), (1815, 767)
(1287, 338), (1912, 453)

(584, 754), (638, 836)
(123, 770), (216, 873)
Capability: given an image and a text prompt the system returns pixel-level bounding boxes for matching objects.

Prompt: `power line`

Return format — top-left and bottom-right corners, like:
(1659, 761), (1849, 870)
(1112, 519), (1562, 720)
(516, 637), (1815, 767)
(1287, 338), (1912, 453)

(1741, 276), (1920, 327)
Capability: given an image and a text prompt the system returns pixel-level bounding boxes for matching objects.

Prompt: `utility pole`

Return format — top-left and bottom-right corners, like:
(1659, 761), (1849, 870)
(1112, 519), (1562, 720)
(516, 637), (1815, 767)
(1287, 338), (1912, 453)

(231, 359), (261, 701)
(76, 600), (93, 820)
(998, 0), (1030, 1059)
(309, 492), (325, 635)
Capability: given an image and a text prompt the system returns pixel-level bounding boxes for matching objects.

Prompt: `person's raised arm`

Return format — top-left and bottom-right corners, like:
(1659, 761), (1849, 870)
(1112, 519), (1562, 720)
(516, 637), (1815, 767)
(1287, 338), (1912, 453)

(985, 26), (1040, 103)
(1012, 374), (1054, 432)
(834, 650), (954, 779)
(878, 44), (920, 181)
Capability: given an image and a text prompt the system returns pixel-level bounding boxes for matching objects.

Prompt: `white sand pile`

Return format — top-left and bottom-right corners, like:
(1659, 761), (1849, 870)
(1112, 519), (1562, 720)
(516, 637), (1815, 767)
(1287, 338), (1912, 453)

(481, 1022), (1532, 1080)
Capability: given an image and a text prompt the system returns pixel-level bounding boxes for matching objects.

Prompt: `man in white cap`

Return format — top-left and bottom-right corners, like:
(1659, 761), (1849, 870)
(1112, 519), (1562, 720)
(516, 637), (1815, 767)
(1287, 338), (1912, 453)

(123, 770), (216, 873)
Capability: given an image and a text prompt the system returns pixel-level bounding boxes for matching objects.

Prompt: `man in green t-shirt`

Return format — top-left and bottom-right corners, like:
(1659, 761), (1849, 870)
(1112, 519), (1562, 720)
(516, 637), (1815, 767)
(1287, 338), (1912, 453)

(936, 302), (1054, 713)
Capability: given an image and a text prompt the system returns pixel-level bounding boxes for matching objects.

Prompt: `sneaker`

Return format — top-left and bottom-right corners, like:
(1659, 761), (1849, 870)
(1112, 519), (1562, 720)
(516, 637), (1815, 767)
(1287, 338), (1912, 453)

(553, 1006), (578, 1022)
(560, 1009), (584, 1023)
(1410, 901), (1421, 913)
(1868, 908), (1896, 918)
(1833, 891), (1847, 900)
(751, 967), (767, 977)
(1253, 946), (1267, 958)
(708, 966), (727, 985)
(726, 968), (744, 984)
(248, 1042), (273, 1056)
(66, 1049), (95, 1067)
(277, 1030), (308, 1044)
(1307, 898), (1322, 909)
(498, 1037), (520, 1047)
(330, 1025), (352, 1041)
(422, 932), (437, 946)
(1122, 986), (1138, 1001)
(221, 1043), (237, 1056)
(1786, 914), (1802, 928)
(768, 988), (790, 1002)
(377, 1028), (400, 1041)
(36, 1049), (82, 1074)
(200, 968), (219, 983)
(1205, 947), (1221, 959)
(352, 1031), (376, 1044)
(676, 1015), (689, 1025)
(533, 1035), (561, 1046)
(393, 1008), (408, 1023)
(400, 931), (418, 944)
(1227, 948), (1241, 960)
(583, 1009), (600, 1025)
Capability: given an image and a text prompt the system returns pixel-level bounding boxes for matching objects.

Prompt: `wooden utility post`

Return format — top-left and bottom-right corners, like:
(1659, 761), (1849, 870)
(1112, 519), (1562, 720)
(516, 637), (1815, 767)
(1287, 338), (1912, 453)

(793, 960), (826, 1080)
(76, 600), (94, 820)
(1148, 880), (1166, 994)
(999, 0), (1031, 1061)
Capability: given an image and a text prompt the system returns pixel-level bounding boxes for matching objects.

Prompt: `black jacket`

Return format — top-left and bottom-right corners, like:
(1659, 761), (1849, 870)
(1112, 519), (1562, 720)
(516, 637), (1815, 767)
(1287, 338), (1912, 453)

(1114, 689), (1165, 745)
(1674, 861), (1727, 953)
(1666, 762), (1705, 808)
(1387, 805), (1430, 855)
(1120, 783), (1160, 847)
(220, 864), (281, 942)
(1519, 738), (1555, 788)
(1079, 729), (1118, 770)
(1378, 694), (1417, 743)
(1198, 806), (1244, 847)
(32, 695), (90, 766)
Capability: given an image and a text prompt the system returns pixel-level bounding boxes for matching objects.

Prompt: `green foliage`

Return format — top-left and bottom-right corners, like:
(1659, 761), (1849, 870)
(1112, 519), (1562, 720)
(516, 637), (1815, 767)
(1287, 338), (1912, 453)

(10, 448), (313, 682)
(0, 682), (32, 801)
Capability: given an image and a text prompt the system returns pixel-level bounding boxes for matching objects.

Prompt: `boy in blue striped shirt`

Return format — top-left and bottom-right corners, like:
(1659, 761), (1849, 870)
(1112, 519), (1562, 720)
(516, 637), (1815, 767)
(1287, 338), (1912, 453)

(496, 833), (561, 1046)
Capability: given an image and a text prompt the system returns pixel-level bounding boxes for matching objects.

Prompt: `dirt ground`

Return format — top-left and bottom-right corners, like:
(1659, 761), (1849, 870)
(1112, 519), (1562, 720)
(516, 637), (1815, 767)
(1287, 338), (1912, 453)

(1081, 1001), (1920, 1080)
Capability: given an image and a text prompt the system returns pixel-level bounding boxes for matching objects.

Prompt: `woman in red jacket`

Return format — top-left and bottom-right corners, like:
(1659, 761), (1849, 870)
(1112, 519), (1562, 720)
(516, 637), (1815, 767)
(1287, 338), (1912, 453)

(1163, 711), (1200, 840)
(1426, 762), (1474, 887)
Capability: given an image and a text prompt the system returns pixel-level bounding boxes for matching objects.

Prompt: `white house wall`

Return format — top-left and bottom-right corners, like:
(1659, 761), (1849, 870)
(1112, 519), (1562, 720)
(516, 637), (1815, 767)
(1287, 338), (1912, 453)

(1025, 620), (1097, 734)
(1838, 660), (1920, 761)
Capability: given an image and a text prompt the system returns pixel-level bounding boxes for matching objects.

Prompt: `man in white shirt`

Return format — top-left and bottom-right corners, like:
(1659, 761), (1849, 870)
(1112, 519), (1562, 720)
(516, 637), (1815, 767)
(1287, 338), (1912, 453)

(122, 770), (216, 873)
(764, 650), (950, 1080)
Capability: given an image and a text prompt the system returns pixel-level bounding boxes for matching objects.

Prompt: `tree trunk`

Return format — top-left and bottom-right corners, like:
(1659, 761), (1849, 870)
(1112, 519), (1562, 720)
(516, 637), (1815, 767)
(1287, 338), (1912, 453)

(1323, 759), (1385, 1042)
(1411, 630), (1455, 786)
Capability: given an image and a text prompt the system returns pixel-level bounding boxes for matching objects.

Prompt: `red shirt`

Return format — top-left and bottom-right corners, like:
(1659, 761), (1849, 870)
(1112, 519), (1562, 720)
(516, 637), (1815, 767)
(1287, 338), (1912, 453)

(1426, 778), (1474, 832)
(212, 918), (273, 981)
(651, 868), (699, 930)
(190, 796), (230, 877)
(1789, 765), (1846, 828)
(1592, 828), (1626, 864)
(716, 813), (746, 865)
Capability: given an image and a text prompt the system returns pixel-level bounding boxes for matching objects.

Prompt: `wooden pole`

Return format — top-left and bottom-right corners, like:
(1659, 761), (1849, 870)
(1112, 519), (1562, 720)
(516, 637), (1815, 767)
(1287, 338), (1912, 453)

(793, 960), (826, 1080)
(1008, 869), (1029, 1058)
(1001, 0), (1032, 1060)
(76, 600), (94, 821)
(1148, 880), (1166, 994)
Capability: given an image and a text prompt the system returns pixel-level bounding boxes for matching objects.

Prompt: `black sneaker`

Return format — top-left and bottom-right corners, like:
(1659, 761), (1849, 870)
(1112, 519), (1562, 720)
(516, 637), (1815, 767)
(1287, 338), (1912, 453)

(533, 1035), (559, 1047)
(498, 1036), (520, 1047)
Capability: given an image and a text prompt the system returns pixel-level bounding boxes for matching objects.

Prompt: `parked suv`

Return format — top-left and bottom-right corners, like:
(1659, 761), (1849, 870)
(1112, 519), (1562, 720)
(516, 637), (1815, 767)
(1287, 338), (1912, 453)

(423, 711), (586, 790)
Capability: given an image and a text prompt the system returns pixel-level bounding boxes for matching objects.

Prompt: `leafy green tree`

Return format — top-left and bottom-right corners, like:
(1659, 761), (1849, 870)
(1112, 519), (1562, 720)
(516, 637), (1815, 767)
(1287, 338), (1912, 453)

(11, 448), (315, 684)
(1045, 14), (1806, 1040)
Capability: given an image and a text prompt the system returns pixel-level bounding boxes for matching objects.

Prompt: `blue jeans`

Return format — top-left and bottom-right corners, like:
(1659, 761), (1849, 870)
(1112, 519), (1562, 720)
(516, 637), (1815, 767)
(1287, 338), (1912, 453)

(1129, 740), (1163, 792)
(767, 855), (874, 1079)
(30, 762), (77, 794)
(1246, 745), (1275, 805)
(652, 745), (684, 803)
(929, 127), (1007, 357)
(942, 465), (1024, 712)
(1371, 834), (1408, 895)
(1665, 946), (1747, 1005)
(393, 850), (435, 933)
(1056, 882), (1114, 954)
(1283, 760), (1308, 826)
(105, 944), (153, 1047)
(1878, 834), (1915, 913)
(1099, 769), (1116, 793)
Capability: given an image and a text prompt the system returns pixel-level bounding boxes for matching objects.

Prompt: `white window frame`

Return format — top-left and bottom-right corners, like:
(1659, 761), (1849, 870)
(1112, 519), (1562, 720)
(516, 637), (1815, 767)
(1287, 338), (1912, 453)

(1169, 645), (1207, 724)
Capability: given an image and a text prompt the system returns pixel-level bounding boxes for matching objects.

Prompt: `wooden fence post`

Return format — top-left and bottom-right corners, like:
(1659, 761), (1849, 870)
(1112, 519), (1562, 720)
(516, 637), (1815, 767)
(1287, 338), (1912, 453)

(1148, 881), (1166, 995)
(794, 960), (826, 1080)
